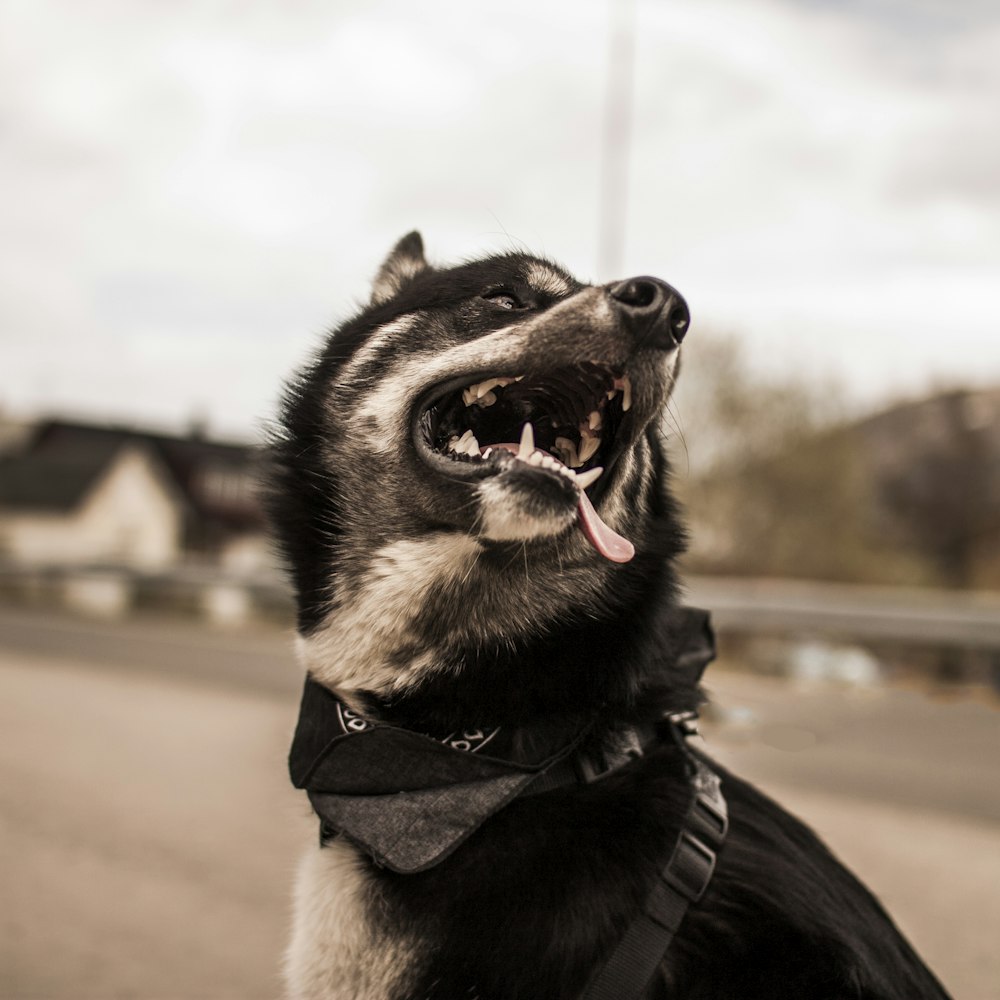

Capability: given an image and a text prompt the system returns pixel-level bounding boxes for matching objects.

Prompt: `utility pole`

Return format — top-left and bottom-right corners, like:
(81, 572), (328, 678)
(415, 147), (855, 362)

(597, 0), (637, 280)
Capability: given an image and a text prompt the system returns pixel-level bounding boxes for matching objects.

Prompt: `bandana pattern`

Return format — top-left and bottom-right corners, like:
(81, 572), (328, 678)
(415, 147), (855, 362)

(336, 701), (501, 754)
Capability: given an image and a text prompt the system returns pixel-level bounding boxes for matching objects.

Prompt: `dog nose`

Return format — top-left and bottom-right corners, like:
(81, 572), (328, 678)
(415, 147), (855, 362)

(607, 276), (690, 349)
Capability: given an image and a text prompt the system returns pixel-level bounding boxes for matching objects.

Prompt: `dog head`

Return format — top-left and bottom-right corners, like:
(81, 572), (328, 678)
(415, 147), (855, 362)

(270, 234), (690, 718)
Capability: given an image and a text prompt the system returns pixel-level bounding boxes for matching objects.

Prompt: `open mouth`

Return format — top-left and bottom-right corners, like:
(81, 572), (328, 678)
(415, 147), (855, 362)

(414, 363), (636, 562)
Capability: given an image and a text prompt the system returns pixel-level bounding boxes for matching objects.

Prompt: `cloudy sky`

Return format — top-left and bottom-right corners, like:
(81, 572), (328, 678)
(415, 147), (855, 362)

(2, 0), (998, 440)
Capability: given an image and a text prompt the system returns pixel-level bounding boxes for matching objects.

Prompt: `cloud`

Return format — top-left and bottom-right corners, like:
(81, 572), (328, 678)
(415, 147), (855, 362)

(1, 0), (998, 435)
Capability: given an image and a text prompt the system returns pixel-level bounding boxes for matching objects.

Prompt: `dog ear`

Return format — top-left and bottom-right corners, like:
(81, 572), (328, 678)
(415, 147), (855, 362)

(371, 231), (428, 305)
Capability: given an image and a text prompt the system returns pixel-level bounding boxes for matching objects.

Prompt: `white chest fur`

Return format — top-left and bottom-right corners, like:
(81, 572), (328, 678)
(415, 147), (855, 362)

(285, 838), (418, 1000)
(298, 534), (482, 696)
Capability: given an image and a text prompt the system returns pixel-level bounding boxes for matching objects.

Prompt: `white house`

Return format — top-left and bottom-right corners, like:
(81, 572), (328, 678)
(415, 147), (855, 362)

(0, 419), (270, 572)
(0, 442), (184, 569)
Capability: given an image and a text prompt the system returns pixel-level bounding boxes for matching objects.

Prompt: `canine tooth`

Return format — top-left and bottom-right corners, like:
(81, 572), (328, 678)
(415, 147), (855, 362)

(578, 434), (600, 463)
(588, 410), (602, 431)
(622, 376), (632, 412)
(518, 422), (535, 459)
(574, 466), (603, 489)
(476, 379), (500, 398)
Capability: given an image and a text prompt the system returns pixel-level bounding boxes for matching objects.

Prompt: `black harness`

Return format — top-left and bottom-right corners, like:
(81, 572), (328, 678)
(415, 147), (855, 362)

(289, 608), (728, 999)
(579, 713), (728, 1000)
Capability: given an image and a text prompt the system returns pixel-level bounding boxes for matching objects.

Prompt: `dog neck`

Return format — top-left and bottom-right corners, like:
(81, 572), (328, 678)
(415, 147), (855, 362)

(301, 593), (698, 732)
(289, 605), (718, 876)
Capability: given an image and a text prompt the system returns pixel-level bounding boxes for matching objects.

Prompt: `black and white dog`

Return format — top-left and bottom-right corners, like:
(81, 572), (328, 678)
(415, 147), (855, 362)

(269, 234), (951, 1000)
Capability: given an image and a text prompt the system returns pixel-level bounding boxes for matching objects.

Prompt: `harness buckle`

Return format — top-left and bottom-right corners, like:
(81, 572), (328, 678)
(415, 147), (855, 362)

(690, 770), (729, 848)
(666, 710), (700, 738)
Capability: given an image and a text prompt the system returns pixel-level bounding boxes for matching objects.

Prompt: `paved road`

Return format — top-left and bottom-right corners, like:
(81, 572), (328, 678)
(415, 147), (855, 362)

(0, 605), (300, 698)
(1, 606), (998, 999)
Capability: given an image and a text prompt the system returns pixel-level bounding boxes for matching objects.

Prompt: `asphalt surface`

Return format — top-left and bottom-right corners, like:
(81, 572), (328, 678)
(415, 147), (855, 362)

(1, 606), (998, 999)
(0, 606), (300, 698)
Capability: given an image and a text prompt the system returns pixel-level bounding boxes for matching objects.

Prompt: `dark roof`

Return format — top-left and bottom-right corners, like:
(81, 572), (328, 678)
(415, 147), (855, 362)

(0, 447), (117, 510)
(1, 419), (265, 529)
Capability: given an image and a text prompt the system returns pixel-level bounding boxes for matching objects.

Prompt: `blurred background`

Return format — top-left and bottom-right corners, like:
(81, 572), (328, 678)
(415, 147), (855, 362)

(1, 0), (998, 997)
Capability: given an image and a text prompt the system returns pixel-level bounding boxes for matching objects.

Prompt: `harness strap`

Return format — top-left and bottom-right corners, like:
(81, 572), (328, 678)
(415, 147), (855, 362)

(313, 704), (727, 998)
(581, 720), (728, 1000)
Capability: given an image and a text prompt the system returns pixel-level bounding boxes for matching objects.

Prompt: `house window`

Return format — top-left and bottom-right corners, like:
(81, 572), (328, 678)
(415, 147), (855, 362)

(199, 467), (254, 505)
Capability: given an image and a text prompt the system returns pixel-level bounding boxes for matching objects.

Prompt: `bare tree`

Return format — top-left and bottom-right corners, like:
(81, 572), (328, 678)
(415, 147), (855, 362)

(668, 335), (934, 585)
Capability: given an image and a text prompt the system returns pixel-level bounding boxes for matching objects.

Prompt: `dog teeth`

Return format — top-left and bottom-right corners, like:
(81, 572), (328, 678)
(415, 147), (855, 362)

(511, 447), (596, 486)
(518, 422), (535, 459)
(449, 373), (619, 473)
(503, 438), (601, 488)
(462, 376), (521, 408)
(578, 433), (600, 464)
(609, 375), (632, 412)
(543, 454), (576, 481)
(554, 436), (579, 469)
(574, 466), (603, 489)
(453, 429), (480, 456)
(447, 434), (481, 457)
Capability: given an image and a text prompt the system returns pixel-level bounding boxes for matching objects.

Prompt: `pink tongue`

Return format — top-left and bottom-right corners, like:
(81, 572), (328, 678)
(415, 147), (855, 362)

(487, 442), (635, 563)
(577, 489), (635, 563)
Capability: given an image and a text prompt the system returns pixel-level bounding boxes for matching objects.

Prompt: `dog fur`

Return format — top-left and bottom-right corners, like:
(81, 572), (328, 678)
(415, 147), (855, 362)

(269, 233), (951, 1000)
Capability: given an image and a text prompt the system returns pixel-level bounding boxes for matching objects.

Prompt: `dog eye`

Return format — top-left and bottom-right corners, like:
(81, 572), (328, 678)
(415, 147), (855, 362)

(482, 290), (524, 310)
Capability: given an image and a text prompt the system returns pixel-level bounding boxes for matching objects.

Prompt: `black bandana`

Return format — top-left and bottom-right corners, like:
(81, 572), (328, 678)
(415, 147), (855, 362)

(289, 607), (715, 874)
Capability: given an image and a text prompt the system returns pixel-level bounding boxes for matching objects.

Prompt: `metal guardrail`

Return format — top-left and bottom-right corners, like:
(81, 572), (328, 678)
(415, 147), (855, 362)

(2, 561), (999, 651)
(684, 575), (1000, 651)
